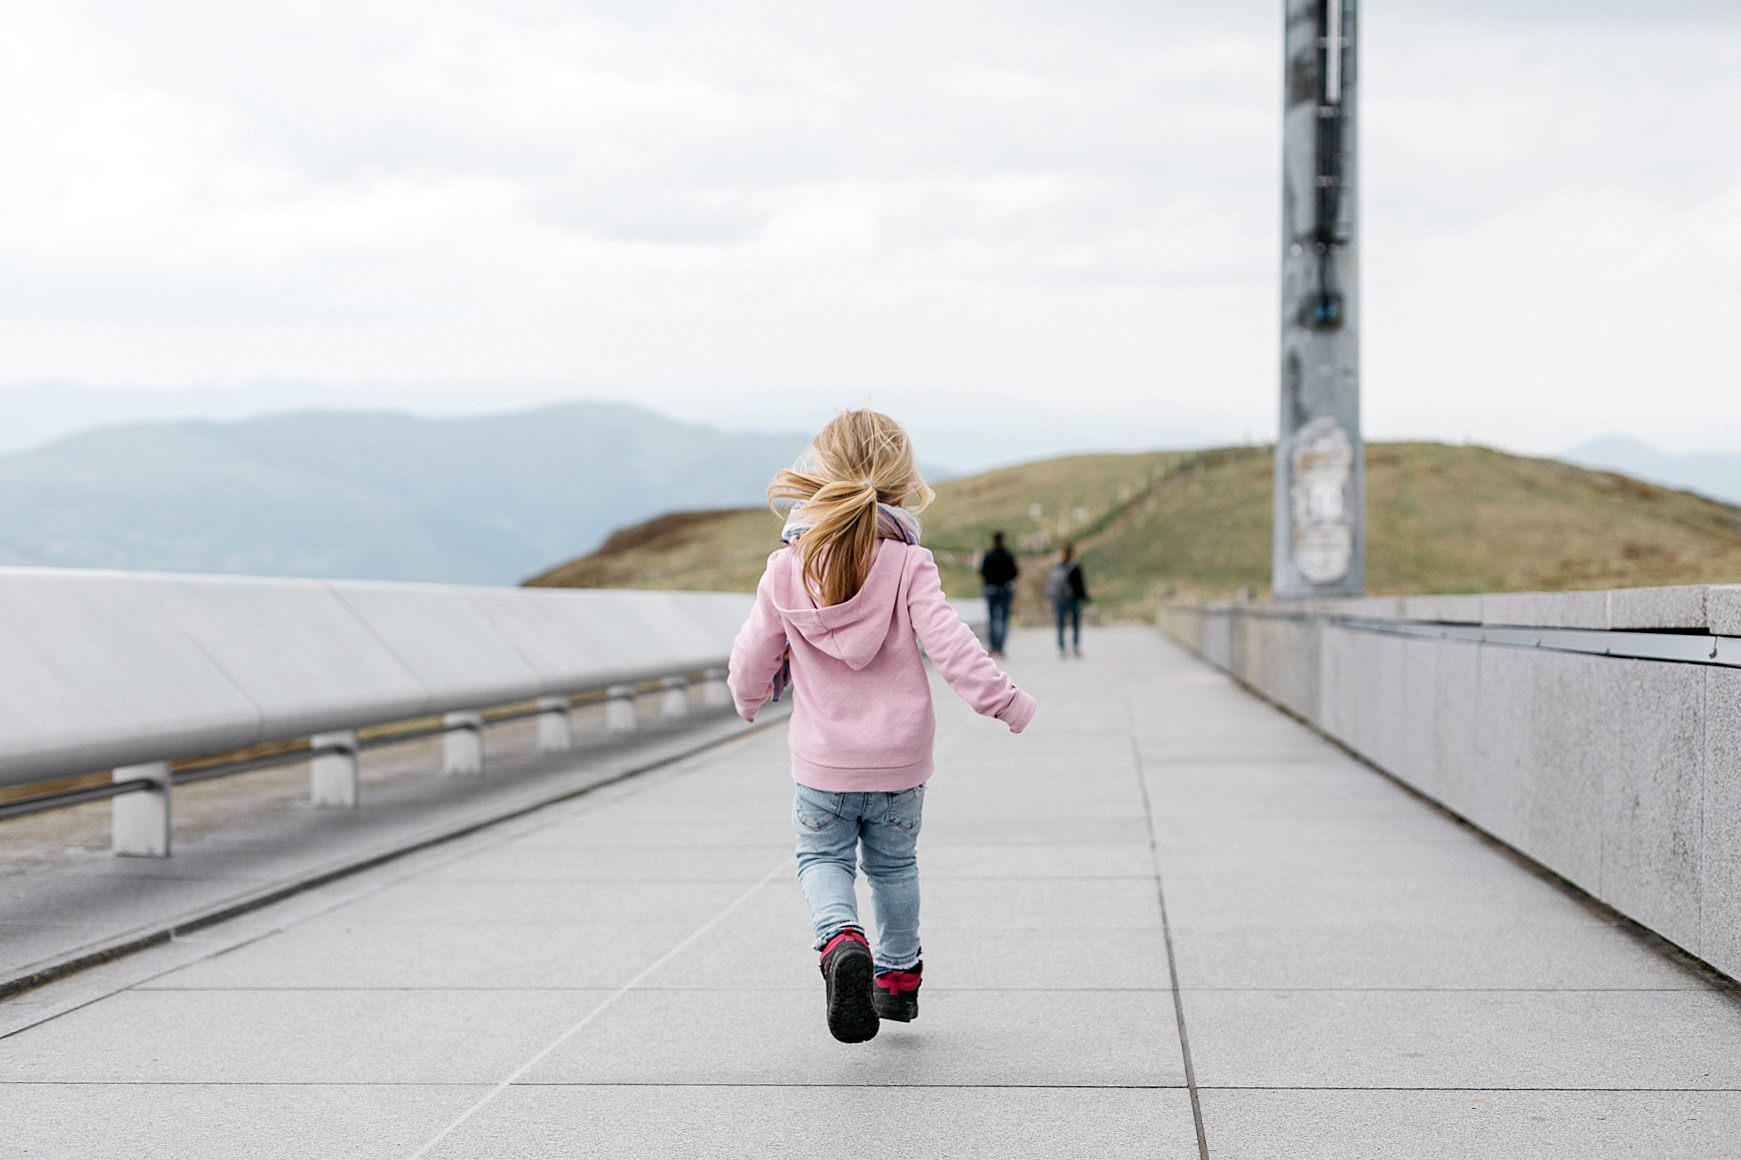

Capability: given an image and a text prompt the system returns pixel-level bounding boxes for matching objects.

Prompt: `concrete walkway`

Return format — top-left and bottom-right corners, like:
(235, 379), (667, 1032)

(3, 627), (1740, 1158)
(0, 695), (756, 998)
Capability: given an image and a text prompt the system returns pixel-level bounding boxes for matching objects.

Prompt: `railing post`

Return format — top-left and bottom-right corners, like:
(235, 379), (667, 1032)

(700, 667), (730, 709)
(443, 710), (485, 774)
(112, 760), (172, 857)
(660, 675), (692, 719)
(536, 695), (574, 752)
(310, 730), (360, 808)
(605, 684), (639, 733)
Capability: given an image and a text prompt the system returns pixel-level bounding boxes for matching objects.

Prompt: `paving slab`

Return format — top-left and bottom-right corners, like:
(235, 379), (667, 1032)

(918, 841), (1157, 879)
(1198, 1089), (1741, 1160)
(319, 877), (762, 927)
(1169, 918), (1707, 991)
(1160, 870), (1601, 929)
(1137, 735), (1341, 764)
(1150, 831), (1508, 879)
(917, 875), (1165, 929)
(415, 842), (793, 883)
(690, 874), (1167, 949)
(505, 817), (800, 848)
(1183, 989), (1741, 1089)
(422, 1085), (1202, 1160)
(0, 988), (617, 1084)
(1152, 812), (1489, 852)
(135, 919), (684, 990)
(522, 988), (1185, 1087)
(1143, 770), (1434, 820)
(646, 918), (1174, 991)
(4, 1083), (491, 1160)
(925, 778), (1149, 821)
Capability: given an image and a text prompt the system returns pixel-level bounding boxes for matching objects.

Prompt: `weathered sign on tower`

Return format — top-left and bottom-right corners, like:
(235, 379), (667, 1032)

(1275, 0), (1364, 598)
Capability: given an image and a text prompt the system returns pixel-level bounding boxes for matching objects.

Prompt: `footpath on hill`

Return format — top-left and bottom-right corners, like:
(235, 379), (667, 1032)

(3, 627), (1740, 1158)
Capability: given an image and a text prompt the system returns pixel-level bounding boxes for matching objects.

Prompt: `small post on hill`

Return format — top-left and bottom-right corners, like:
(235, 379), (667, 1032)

(1275, 0), (1364, 599)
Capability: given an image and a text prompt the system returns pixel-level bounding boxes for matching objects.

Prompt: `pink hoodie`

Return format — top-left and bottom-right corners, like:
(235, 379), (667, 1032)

(729, 540), (1038, 792)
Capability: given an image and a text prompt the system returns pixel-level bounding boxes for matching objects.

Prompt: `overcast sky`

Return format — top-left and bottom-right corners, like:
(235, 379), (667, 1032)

(2, 0), (1737, 460)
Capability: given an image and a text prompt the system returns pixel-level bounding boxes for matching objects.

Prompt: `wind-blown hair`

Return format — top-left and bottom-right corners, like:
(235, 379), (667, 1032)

(768, 409), (934, 607)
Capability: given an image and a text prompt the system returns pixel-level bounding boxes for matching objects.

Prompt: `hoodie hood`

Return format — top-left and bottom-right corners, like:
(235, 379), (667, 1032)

(773, 541), (905, 671)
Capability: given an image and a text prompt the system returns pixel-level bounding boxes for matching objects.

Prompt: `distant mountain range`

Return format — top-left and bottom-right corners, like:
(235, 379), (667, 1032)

(0, 403), (809, 584)
(1561, 437), (1741, 507)
(0, 382), (1246, 472)
(0, 383), (592, 457)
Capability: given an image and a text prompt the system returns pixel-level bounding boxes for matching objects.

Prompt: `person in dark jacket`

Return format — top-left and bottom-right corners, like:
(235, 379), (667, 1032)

(1043, 543), (1089, 657)
(979, 531), (1019, 657)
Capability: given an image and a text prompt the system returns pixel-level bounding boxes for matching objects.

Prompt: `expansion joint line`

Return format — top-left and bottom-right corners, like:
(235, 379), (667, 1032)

(404, 856), (794, 1159)
(1132, 737), (1210, 1160)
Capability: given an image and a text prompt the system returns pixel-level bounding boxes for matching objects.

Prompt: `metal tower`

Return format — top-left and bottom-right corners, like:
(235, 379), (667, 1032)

(1274, 0), (1363, 598)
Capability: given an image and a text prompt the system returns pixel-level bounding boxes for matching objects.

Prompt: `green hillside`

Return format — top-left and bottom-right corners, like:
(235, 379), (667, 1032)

(527, 442), (1741, 620)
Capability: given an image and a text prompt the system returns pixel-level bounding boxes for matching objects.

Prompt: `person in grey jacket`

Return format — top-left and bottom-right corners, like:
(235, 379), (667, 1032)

(1043, 543), (1089, 657)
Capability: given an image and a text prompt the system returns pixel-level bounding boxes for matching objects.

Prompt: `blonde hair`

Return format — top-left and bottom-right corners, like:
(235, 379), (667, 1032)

(768, 409), (934, 607)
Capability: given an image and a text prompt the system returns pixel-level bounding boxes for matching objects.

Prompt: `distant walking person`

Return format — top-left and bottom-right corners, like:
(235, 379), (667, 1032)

(979, 530), (1019, 657)
(1043, 543), (1089, 657)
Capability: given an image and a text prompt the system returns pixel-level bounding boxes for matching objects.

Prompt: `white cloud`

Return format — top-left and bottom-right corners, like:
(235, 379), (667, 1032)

(0, 0), (1737, 454)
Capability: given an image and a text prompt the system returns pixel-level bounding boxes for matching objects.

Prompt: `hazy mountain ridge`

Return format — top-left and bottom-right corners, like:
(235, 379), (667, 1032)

(0, 383), (1239, 473)
(0, 383), (592, 457)
(1562, 436), (1741, 507)
(0, 403), (810, 583)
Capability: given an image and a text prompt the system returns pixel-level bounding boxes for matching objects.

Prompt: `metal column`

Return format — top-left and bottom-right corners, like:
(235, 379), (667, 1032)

(1275, 0), (1363, 599)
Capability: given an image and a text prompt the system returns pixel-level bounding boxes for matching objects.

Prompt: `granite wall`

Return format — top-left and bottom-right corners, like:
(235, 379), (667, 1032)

(1158, 585), (1741, 983)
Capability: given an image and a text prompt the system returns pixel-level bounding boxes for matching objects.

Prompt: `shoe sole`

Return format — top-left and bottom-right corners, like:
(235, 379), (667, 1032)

(826, 947), (879, 1043)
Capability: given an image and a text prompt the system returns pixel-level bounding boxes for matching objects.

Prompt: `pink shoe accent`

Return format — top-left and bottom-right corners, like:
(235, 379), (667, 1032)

(875, 968), (922, 994)
(820, 929), (869, 959)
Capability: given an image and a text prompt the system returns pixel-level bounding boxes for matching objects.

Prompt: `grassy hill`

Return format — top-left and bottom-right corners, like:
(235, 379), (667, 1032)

(527, 442), (1741, 620)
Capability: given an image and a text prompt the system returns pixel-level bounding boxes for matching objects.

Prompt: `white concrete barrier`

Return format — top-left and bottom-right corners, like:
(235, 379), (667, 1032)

(1159, 584), (1741, 984)
(0, 567), (753, 853)
(949, 598), (989, 635)
(0, 566), (998, 857)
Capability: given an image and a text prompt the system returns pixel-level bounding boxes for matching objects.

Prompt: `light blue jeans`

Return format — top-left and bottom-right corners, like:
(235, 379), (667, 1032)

(792, 784), (925, 973)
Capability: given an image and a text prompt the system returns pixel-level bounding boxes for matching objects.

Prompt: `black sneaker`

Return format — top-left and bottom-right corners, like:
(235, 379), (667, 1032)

(873, 961), (922, 1023)
(819, 930), (878, 1043)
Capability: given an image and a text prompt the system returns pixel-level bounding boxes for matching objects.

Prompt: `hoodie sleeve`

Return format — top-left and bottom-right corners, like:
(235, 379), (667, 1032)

(728, 551), (788, 723)
(907, 549), (1037, 733)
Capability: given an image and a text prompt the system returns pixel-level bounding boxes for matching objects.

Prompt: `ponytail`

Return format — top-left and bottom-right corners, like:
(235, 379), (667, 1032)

(769, 475), (879, 606)
(767, 410), (932, 607)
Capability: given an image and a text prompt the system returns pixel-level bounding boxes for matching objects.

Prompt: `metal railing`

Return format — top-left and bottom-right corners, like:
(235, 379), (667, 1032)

(0, 566), (750, 855)
(0, 672), (725, 827)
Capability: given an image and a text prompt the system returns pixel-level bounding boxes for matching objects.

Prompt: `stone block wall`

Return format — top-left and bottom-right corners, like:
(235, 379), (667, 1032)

(1159, 585), (1741, 983)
